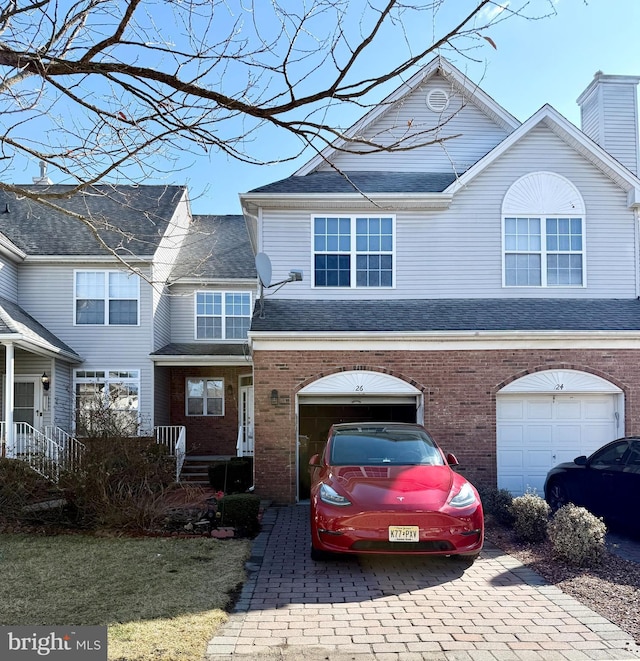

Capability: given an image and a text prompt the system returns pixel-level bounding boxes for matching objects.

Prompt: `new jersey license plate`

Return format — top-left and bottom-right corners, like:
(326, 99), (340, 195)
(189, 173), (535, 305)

(388, 525), (419, 542)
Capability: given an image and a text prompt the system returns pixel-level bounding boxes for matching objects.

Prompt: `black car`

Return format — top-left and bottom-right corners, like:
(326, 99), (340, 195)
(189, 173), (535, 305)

(544, 437), (640, 531)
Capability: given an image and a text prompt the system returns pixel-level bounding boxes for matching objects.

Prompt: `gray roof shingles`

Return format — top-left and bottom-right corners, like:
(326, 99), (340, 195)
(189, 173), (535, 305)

(251, 298), (640, 333)
(0, 296), (80, 358)
(249, 171), (457, 195)
(0, 185), (185, 256)
(151, 343), (249, 357)
(171, 215), (256, 280)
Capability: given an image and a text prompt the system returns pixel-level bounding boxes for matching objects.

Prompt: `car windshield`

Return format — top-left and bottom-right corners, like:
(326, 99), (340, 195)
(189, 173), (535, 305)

(329, 427), (445, 466)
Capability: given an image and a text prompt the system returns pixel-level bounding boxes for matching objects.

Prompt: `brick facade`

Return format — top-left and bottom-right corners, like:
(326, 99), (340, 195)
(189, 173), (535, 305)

(252, 348), (639, 504)
(169, 366), (252, 455)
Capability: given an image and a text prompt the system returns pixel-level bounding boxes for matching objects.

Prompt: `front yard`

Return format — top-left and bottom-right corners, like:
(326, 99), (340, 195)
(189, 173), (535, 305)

(0, 533), (250, 660)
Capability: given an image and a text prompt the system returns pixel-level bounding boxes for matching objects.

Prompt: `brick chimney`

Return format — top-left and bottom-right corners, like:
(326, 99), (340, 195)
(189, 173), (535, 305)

(577, 72), (640, 175)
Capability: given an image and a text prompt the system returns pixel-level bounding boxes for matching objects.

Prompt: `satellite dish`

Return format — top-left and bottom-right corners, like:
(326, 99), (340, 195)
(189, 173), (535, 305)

(255, 252), (272, 288)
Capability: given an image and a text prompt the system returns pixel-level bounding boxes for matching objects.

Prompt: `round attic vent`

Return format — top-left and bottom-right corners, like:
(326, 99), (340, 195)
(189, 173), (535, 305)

(426, 88), (450, 112)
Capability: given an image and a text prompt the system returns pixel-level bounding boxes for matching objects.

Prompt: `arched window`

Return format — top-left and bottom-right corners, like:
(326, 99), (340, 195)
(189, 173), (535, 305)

(502, 172), (586, 287)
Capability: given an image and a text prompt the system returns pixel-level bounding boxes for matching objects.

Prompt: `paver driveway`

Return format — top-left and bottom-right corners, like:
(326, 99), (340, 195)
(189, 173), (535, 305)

(204, 505), (640, 661)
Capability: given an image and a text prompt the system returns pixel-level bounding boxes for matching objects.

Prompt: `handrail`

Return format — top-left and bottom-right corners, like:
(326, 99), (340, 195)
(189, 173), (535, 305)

(155, 425), (187, 482)
(44, 426), (86, 472)
(13, 422), (66, 482)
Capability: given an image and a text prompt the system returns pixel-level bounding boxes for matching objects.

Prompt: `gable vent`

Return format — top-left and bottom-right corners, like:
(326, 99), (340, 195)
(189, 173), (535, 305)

(426, 88), (450, 112)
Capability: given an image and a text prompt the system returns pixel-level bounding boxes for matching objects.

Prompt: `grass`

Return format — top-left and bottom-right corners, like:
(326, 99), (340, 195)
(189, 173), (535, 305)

(0, 533), (251, 660)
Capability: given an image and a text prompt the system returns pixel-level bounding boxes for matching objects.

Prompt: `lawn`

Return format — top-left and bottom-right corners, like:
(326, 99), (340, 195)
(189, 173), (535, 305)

(0, 533), (251, 660)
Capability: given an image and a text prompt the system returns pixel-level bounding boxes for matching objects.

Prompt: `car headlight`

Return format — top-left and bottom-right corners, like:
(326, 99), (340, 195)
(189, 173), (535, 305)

(320, 483), (351, 507)
(448, 482), (477, 508)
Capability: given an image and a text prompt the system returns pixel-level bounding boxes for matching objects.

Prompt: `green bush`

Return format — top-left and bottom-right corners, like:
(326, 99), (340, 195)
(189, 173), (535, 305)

(477, 486), (515, 527)
(510, 491), (550, 542)
(547, 503), (607, 566)
(218, 493), (261, 536)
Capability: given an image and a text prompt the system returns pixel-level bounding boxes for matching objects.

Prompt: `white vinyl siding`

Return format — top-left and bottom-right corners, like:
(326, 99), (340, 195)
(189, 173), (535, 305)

(258, 127), (636, 300)
(0, 256), (18, 302)
(322, 74), (511, 174)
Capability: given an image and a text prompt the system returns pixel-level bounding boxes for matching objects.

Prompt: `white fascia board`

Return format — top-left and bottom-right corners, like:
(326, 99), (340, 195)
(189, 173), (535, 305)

(446, 104), (640, 204)
(249, 330), (640, 352)
(150, 355), (251, 366)
(171, 278), (257, 287)
(0, 233), (26, 262)
(0, 334), (82, 362)
(239, 192), (452, 212)
(295, 57), (520, 177)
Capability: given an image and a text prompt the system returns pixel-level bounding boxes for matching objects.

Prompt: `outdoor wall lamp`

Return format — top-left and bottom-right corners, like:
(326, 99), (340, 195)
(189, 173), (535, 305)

(41, 372), (50, 391)
(270, 389), (279, 406)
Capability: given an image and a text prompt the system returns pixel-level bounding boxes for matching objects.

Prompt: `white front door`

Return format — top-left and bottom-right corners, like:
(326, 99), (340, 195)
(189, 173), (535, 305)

(497, 393), (619, 495)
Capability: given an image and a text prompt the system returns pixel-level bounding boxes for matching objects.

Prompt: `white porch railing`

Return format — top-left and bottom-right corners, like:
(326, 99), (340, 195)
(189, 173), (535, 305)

(44, 426), (86, 473)
(1, 422), (77, 483)
(155, 425), (186, 482)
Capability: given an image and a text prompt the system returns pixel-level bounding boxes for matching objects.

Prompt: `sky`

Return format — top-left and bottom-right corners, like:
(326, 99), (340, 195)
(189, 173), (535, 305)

(181, 0), (640, 216)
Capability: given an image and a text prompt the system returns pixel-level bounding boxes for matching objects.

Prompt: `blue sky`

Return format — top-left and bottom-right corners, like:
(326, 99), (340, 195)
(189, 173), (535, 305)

(26, 0), (636, 216)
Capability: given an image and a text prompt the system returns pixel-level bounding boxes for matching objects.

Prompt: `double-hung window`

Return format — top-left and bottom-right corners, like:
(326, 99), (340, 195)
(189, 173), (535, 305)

(313, 216), (394, 287)
(186, 377), (224, 416)
(504, 217), (584, 286)
(195, 291), (252, 340)
(74, 369), (140, 436)
(75, 271), (139, 325)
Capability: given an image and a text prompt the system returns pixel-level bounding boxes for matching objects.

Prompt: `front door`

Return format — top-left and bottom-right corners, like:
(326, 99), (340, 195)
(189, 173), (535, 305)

(13, 377), (42, 455)
(238, 376), (254, 456)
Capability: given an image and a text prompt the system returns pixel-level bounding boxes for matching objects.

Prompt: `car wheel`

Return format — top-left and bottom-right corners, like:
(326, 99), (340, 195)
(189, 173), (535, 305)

(547, 481), (569, 512)
(447, 553), (479, 566)
(310, 544), (330, 561)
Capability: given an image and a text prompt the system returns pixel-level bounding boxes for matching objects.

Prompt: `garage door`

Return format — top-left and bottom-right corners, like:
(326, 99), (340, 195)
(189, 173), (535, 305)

(497, 393), (619, 495)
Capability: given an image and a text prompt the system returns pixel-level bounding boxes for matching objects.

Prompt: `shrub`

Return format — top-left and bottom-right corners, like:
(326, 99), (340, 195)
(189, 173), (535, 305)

(0, 458), (61, 524)
(547, 503), (607, 566)
(60, 436), (177, 531)
(510, 491), (550, 542)
(208, 457), (253, 493)
(218, 493), (261, 536)
(477, 486), (515, 527)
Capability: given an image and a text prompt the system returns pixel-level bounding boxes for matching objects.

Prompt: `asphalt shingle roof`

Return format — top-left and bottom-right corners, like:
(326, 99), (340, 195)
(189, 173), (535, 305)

(0, 185), (185, 256)
(251, 298), (640, 333)
(171, 215), (256, 280)
(151, 343), (249, 357)
(0, 296), (80, 358)
(249, 171), (458, 195)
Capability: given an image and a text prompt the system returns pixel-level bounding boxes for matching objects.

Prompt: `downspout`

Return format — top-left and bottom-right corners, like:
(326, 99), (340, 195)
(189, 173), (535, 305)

(636, 209), (640, 299)
(4, 342), (14, 457)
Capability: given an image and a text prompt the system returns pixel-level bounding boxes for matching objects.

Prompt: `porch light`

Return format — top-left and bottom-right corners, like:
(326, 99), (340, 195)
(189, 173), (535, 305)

(270, 389), (279, 406)
(41, 372), (50, 391)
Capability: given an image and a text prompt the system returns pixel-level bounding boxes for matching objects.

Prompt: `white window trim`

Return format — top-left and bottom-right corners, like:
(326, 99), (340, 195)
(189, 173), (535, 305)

(73, 269), (141, 326)
(193, 290), (253, 341)
(501, 172), (587, 289)
(310, 214), (396, 289)
(73, 368), (141, 433)
(185, 377), (225, 417)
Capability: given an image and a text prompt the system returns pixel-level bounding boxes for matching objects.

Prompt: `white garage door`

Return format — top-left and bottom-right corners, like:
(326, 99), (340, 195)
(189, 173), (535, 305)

(497, 393), (619, 496)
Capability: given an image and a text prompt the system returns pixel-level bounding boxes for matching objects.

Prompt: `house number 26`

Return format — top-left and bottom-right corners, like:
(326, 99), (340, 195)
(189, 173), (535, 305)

(355, 385), (364, 392)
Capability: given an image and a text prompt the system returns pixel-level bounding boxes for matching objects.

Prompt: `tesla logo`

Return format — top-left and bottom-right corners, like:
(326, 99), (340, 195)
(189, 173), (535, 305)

(397, 497), (404, 502)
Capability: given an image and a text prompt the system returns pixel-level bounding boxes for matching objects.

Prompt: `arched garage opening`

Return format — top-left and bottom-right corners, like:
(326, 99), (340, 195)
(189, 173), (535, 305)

(297, 370), (423, 500)
(496, 369), (623, 496)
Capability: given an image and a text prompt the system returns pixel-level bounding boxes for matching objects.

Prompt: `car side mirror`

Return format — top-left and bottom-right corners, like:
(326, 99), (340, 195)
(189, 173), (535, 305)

(574, 455), (587, 466)
(309, 453), (320, 467)
(446, 453), (459, 466)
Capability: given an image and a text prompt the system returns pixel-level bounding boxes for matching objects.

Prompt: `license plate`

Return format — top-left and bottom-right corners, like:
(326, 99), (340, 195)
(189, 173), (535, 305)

(388, 525), (419, 542)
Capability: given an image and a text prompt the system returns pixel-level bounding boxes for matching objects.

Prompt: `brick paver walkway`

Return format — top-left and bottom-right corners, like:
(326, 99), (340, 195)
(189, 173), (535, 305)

(204, 505), (640, 661)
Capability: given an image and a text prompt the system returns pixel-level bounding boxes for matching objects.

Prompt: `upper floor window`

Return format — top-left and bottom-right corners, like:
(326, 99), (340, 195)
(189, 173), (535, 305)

(502, 172), (586, 288)
(313, 215), (394, 287)
(504, 217), (583, 286)
(74, 369), (140, 436)
(195, 291), (252, 340)
(75, 271), (139, 325)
